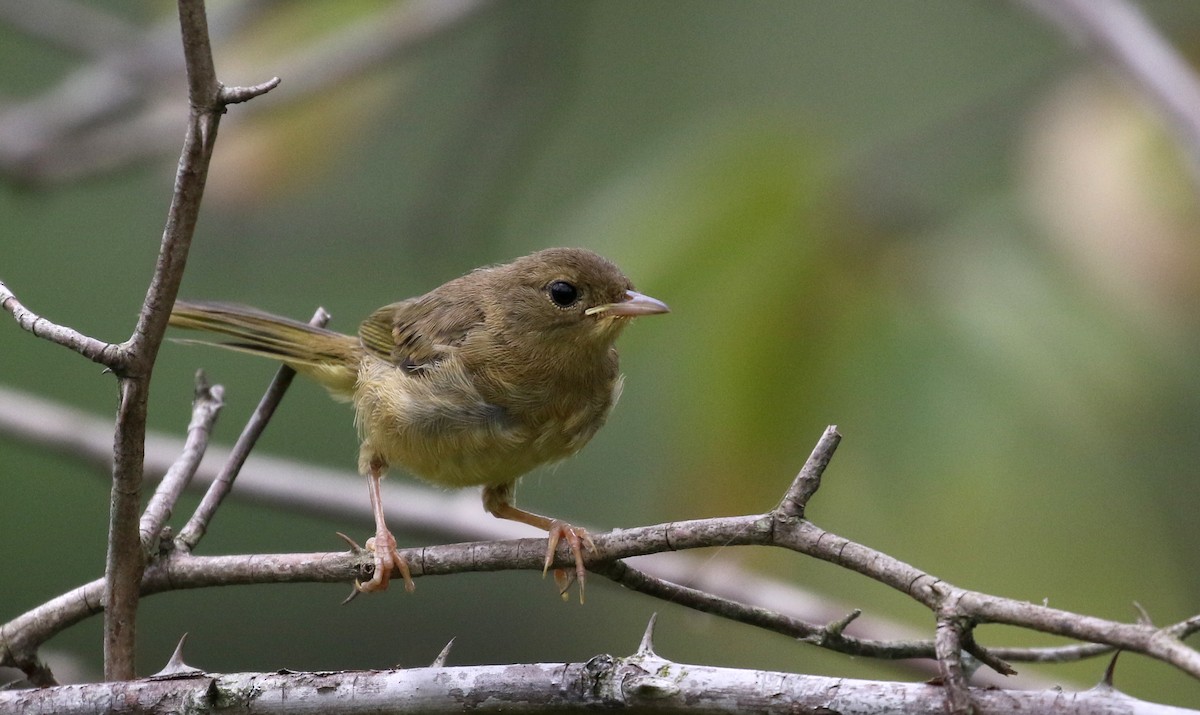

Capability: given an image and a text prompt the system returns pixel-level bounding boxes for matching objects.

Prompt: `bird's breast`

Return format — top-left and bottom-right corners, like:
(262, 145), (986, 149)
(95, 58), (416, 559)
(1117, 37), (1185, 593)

(352, 354), (620, 488)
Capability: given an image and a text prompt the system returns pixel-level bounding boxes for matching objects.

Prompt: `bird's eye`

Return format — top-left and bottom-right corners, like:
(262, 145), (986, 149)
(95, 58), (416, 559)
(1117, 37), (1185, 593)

(547, 280), (579, 308)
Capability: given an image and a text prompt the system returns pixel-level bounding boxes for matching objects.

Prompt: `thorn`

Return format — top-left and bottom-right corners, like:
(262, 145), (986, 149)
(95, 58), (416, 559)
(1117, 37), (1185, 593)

(1100, 650), (1122, 688)
(150, 633), (205, 678)
(1132, 601), (1153, 626)
(636, 613), (659, 657)
(165, 633), (189, 668)
(335, 533), (366, 603)
(431, 638), (455, 667)
(335, 531), (363, 552)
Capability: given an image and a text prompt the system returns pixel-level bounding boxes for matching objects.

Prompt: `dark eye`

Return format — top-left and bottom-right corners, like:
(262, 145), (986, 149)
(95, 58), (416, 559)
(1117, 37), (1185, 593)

(547, 280), (579, 308)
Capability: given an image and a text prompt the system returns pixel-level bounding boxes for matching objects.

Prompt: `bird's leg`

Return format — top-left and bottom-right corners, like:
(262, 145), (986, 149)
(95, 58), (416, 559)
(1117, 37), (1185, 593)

(482, 483), (595, 602)
(356, 458), (414, 593)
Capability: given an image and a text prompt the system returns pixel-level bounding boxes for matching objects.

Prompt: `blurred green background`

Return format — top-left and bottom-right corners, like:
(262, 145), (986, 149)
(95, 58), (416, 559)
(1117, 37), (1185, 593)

(2, 0), (1199, 706)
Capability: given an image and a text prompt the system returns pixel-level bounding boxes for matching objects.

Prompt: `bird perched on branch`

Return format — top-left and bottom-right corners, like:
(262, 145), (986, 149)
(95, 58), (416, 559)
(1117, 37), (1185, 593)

(170, 247), (668, 600)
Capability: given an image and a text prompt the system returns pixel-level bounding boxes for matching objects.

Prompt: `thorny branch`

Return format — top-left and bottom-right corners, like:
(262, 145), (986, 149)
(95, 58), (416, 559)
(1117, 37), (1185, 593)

(4, 386), (1195, 691)
(0, 633), (1181, 715)
(4, 632), (1181, 715)
(2, 418), (1198, 706)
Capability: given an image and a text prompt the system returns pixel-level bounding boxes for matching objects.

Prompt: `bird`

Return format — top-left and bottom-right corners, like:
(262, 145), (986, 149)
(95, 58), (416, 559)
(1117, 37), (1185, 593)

(169, 247), (668, 599)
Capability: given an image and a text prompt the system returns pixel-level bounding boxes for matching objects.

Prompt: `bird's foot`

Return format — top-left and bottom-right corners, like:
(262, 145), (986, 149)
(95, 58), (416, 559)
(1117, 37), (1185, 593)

(543, 520), (595, 603)
(356, 529), (415, 593)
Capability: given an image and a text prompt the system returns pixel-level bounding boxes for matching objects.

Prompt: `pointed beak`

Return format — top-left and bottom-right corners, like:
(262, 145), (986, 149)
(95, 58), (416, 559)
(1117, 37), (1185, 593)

(586, 290), (670, 318)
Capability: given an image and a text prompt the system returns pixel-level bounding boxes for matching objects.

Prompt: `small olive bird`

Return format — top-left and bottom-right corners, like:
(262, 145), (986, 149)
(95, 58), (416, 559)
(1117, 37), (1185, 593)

(170, 247), (668, 598)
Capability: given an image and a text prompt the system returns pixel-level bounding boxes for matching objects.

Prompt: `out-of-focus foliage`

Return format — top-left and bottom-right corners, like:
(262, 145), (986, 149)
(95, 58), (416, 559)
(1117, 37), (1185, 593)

(2, 0), (1199, 706)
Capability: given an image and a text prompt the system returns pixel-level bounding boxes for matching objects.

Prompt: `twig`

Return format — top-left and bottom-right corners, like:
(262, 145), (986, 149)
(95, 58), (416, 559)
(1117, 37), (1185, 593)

(0, 282), (122, 368)
(989, 641), (1111, 663)
(175, 307), (329, 551)
(594, 559), (937, 661)
(1169, 615), (1200, 641)
(219, 78), (283, 105)
(774, 424), (839, 518)
(138, 373), (224, 551)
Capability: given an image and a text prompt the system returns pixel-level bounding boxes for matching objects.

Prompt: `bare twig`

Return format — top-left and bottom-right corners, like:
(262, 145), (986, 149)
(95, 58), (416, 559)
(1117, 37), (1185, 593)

(989, 641), (1111, 663)
(774, 424), (839, 518)
(219, 78), (283, 105)
(138, 373), (224, 551)
(594, 559), (936, 661)
(0, 282), (122, 368)
(176, 307), (329, 551)
(1169, 616), (1200, 641)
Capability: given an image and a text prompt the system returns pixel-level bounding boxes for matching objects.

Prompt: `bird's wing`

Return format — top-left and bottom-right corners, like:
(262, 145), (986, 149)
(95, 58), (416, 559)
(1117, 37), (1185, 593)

(358, 293), (483, 373)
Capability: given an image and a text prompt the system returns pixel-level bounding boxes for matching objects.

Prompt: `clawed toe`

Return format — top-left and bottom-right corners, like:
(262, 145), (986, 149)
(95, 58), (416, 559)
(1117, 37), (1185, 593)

(355, 532), (415, 593)
(543, 520), (594, 603)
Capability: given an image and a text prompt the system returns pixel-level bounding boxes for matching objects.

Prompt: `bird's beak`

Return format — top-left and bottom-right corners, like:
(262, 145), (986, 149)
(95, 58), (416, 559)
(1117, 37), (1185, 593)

(586, 290), (670, 318)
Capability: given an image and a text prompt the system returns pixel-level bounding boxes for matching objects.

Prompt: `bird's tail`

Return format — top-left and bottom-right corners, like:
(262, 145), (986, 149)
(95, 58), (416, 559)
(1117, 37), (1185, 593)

(169, 300), (360, 396)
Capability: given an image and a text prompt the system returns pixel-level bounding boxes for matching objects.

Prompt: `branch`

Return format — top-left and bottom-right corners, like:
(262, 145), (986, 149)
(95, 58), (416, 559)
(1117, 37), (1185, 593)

(138, 373), (224, 551)
(0, 387), (1143, 689)
(594, 559), (933, 661)
(0, 282), (122, 369)
(176, 308), (329, 551)
(770, 522), (1200, 680)
(5, 506), (1198, 687)
(4, 415), (1199, 713)
(934, 611), (975, 715)
(0, 647), (1184, 715)
(98, 0), (218, 681)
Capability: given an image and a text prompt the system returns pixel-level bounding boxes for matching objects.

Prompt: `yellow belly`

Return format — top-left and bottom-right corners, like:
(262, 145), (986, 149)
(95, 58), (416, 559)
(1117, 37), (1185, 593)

(352, 357), (617, 487)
